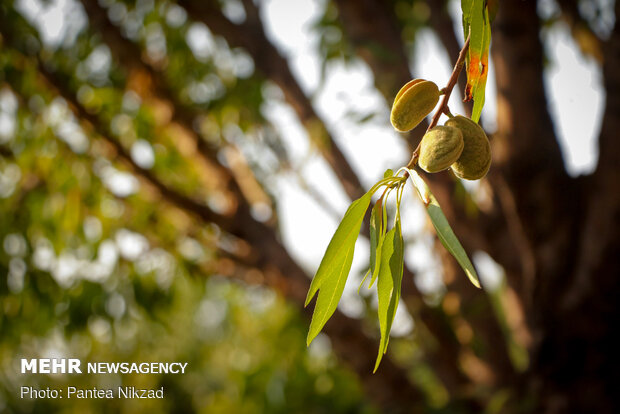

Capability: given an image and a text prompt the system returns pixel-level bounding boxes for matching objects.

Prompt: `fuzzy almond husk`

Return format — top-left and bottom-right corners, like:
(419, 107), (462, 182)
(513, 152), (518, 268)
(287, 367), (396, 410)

(445, 115), (491, 180)
(418, 126), (464, 173)
(390, 80), (440, 132)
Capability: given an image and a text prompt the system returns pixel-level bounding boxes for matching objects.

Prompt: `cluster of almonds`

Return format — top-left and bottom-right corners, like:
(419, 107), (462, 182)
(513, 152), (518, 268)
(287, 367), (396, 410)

(390, 79), (491, 180)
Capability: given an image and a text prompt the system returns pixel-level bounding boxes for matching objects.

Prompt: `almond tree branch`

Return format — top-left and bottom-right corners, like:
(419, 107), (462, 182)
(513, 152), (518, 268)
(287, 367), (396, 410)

(333, 0), (519, 389)
(333, 0), (522, 395)
(332, 0), (509, 254)
(331, 0), (470, 376)
(405, 34), (470, 170)
(321, 4), (474, 390)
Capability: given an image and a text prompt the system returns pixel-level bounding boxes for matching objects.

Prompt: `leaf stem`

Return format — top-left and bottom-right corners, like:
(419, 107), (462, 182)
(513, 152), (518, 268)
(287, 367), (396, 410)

(404, 34), (471, 171)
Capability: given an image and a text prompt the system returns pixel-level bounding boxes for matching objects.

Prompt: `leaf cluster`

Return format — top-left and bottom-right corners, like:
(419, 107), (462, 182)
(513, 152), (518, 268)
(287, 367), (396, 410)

(305, 167), (480, 370)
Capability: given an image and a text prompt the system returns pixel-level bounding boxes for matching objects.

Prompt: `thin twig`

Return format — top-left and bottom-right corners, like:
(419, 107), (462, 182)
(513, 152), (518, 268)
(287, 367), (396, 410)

(405, 34), (471, 171)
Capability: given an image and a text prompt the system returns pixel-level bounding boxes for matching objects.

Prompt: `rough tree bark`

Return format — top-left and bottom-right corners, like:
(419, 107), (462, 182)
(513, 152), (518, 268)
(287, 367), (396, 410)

(492, 1), (619, 412)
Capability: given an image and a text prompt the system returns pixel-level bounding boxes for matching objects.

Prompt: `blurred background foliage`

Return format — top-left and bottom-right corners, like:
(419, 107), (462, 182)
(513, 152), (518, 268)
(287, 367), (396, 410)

(1, 0), (618, 413)
(0, 1), (376, 412)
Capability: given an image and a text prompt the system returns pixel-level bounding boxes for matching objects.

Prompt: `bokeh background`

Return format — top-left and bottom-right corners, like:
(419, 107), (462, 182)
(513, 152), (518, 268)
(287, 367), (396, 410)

(1, 0), (617, 413)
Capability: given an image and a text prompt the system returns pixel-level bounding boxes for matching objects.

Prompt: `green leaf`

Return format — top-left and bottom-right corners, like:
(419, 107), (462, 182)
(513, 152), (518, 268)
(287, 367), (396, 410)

(358, 269), (371, 294)
(305, 190), (373, 345)
(408, 169), (481, 289)
(374, 218), (404, 372)
(368, 199), (382, 275)
(462, 0), (491, 122)
(461, 0), (474, 38)
(475, 8), (491, 121)
(360, 198), (384, 293)
(305, 175), (406, 346)
(368, 198), (385, 288)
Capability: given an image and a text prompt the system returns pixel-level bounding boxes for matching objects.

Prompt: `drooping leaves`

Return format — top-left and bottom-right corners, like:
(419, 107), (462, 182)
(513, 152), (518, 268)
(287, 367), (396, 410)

(359, 197), (383, 293)
(305, 173), (406, 346)
(368, 197), (383, 283)
(462, 0), (492, 122)
(374, 217), (404, 372)
(305, 191), (373, 345)
(408, 169), (481, 288)
(360, 170), (396, 292)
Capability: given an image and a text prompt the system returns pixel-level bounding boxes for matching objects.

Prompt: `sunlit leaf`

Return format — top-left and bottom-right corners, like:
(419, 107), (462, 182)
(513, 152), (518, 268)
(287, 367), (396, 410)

(462, 0), (491, 122)
(408, 169), (481, 289)
(374, 217), (404, 372)
(369, 198), (382, 276)
(359, 197), (384, 293)
(305, 190), (373, 345)
(368, 197), (385, 288)
(306, 175), (405, 345)
(358, 269), (371, 293)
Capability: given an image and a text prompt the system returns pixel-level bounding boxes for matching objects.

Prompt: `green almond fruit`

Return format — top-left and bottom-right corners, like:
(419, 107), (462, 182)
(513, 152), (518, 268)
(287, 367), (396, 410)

(444, 115), (491, 180)
(418, 126), (464, 173)
(390, 80), (440, 132)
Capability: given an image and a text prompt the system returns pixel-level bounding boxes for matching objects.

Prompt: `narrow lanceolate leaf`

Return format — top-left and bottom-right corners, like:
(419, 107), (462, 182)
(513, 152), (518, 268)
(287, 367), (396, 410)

(370, 199), (383, 272)
(374, 219), (404, 372)
(462, 0), (491, 122)
(360, 198), (384, 293)
(461, 0), (474, 51)
(358, 269), (371, 294)
(369, 199), (382, 275)
(305, 191), (373, 346)
(408, 170), (481, 289)
(368, 198), (385, 288)
(470, 4), (491, 122)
